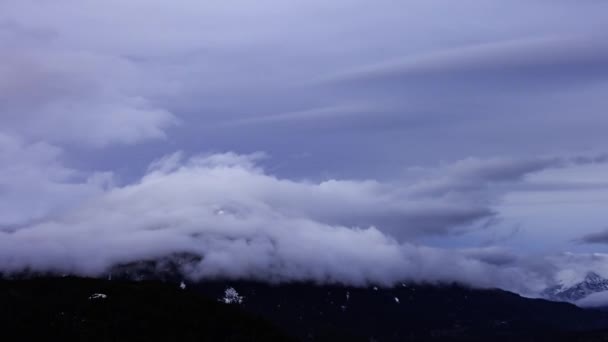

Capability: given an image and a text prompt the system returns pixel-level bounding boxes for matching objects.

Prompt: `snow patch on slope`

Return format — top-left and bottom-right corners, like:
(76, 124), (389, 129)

(221, 287), (244, 304)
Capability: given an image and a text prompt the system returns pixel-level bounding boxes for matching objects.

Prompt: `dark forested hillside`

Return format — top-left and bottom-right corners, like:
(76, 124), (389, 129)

(2, 277), (608, 341)
(192, 280), (608, 341)
(0, 277), (292, 342)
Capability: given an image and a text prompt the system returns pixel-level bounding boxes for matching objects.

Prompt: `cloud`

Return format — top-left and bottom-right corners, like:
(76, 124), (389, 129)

(325, 36), (608, 88)
(1, 0), (608, 299)
(545, 252), (608, 288)
(89, 151), (501, 239)
(3, 0), (608, 169)
(0, 151), (602, 295)
(405, 154), (607, 199)
(0, 21), (178, 147)
(460, 247), (519, 267)
(220, 105), (374, 126)
(0, 133), (111, 229)
(579, 229), (608, 244)
(576, 291), (608, 308)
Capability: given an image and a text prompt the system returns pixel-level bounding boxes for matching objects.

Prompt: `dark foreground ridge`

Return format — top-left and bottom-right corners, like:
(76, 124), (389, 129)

(2, 276), (608, 341)
(0, 277), (293, 342)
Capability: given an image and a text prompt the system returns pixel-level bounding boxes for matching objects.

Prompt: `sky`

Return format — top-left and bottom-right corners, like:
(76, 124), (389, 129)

(1, 0), (608, 297)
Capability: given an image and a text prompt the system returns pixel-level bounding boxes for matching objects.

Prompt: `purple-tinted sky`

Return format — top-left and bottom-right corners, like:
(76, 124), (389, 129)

(1, 0), (608, 299)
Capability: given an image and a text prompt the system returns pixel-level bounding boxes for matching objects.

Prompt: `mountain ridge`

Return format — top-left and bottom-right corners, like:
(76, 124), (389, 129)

(542, 272), (608, 303)
(3, 275), (608, 341)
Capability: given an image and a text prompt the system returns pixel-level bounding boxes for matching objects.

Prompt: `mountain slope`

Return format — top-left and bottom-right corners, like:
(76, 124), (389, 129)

(542, 272), (608, 303)
(191, 280), (608, 341)
(0, 277), (293, 342)
(2, 276), (608, 341)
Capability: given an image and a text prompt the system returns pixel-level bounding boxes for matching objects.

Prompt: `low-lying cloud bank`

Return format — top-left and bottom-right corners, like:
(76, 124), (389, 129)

(1, 149), (606, 295)
(577, 291), (608, 308)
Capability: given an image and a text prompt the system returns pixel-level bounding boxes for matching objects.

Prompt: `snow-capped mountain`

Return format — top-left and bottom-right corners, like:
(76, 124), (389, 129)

(542, 272), (608, 303)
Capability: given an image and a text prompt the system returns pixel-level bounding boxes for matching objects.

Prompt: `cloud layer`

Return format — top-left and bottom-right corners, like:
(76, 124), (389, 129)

(2, 0), (608, 299)
(1, 151), (606, 296)
(0, 133), (111, 228)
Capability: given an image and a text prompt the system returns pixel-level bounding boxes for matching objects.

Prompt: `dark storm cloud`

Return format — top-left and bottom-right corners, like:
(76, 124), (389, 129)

(460, 247), (519, 267)
(580, 229), (608, 244)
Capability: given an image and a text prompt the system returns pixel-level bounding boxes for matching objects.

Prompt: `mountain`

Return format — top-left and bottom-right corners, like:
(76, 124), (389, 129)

(192, 280), (608, 341)
(542, 272), (608, 303)
(2, 276), (608, 341)
(0, 277), (293, 342)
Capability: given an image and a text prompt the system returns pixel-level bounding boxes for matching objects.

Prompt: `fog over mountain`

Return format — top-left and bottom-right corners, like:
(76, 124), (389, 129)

(2, 0), (608, 300)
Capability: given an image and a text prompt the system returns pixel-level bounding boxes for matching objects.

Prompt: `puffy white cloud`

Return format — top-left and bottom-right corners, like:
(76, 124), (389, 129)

(0, 133), (111, 228)
(1, 151), (601, 295)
